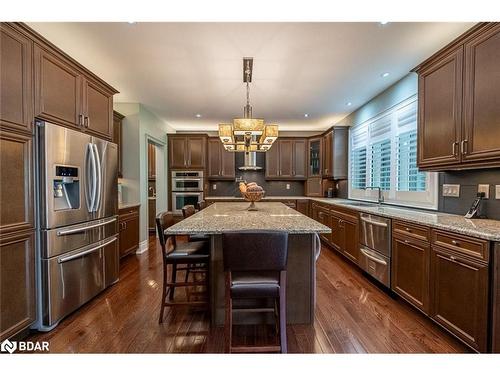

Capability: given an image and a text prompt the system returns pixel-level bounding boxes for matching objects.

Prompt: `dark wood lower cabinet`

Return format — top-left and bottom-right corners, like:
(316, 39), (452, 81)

(430, 246), (489, 352)
(119, 206), (140, 259)
(392, 234), (430, 314)
(342, 219), (359, 263)
(0, 230), (35, 340)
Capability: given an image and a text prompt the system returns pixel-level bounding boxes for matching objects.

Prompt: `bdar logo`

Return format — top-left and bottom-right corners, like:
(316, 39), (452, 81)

(1, 339), (17, 354)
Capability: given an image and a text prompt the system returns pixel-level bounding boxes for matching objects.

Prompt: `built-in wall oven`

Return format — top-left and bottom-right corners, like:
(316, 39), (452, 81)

(171, 171), (204, 191)
(358, 213), (392, 287)
(171, 171), (204, 215)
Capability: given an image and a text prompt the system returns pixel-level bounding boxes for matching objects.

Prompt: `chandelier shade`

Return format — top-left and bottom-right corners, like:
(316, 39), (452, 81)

(218, 58), (278, 153)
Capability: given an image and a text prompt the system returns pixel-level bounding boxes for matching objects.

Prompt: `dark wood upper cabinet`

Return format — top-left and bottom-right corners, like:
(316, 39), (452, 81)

(322, 127), (348, 179)
(0, 24), (33, 134)
(265, 141), (280, 178)
(169, 136), (187, 168)
(392, 233), (430, 314)
(415, 23), (500, 170)
(308, 137), (322, 177)
(0, 230), (36, 341)
(34, 44), (82, 130)
(113, 111), (124, 178)
(266, 138), (307, 180)
(430, 245), (489, 352)
(187, 136), (206, 169)
(168, 135), (206, 170)
(83, 79), (114, 140)
(323, 131), (333, 177)
(207, 138), (235, 180)
(462, 23), (500, 163)
(278, 140), (293, 177)
(417, 47), (463, 168)
(0, 131), (33, 236)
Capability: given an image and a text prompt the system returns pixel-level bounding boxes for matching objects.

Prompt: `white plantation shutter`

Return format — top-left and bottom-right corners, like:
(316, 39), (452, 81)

(351, 127), (368, 189)
(349, 95), (438, 209)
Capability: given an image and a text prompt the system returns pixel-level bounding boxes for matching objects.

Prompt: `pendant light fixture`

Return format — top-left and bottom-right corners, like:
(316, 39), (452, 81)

(218, 58), (278, 152)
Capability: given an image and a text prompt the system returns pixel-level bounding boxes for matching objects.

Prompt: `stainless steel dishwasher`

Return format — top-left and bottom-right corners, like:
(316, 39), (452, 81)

(358, 213), (392, 287)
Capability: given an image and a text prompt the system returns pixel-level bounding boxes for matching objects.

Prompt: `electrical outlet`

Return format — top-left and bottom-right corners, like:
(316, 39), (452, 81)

(478, 184), (489, 199)
(286, 184), (290, 190)
(212, 184), (217, 190)
(442, 184), (460, 197)
(496, 185), (500, 200)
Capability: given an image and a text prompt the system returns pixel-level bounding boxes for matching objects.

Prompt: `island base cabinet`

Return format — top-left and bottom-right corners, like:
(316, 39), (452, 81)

(430, 246), (489, 352)
(391, 235), (430, 314)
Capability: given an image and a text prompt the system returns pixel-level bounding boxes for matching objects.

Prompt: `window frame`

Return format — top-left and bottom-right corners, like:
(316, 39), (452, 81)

(348, 95), (439, 210)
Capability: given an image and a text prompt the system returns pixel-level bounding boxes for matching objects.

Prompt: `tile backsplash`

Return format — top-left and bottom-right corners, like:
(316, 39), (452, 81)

(438, 168), (500, 220)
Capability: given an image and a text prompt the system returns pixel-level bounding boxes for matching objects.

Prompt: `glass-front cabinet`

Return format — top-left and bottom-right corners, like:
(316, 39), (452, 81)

(308, 137), (322, 177)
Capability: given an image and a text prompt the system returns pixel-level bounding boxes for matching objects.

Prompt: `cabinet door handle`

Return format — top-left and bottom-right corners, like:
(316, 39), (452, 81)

(84, 116), (90, 128)
(451, 240), (460, 246)
(79, 114), (85, 126)
(405, 227), (412, 232)
(460, 140), (468, 155)
(404, 239), (411, 245)
(450, 255), (456, 261)
(452, 142), (458, 156)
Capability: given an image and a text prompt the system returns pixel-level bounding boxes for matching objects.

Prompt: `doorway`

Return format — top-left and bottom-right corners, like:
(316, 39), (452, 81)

(147, 140), (157, 237)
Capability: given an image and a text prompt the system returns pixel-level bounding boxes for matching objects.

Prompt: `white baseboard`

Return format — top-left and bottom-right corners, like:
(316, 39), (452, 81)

(136, 240), (149, 254)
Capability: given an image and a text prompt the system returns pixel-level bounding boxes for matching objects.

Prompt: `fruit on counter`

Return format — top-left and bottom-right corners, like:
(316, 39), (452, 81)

(239, 182), (247, 193)
(239, 182), (264, 193)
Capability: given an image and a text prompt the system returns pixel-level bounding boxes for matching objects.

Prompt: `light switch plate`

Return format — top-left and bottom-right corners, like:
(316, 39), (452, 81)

(496, 185), (500, 199)
(286, 184), (290, 190)
(442, 184), (460, 197)
(478, 184), (489, 199)
(212, 184), (217, 190)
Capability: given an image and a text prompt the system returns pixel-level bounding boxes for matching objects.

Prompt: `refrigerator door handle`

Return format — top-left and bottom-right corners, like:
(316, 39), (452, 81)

(58, 237), (117, 264)
(89, 143), (97, 212)
(92, 143), (102, 212)
(85, 143), (96, 212)
(56, 217), (117, 236)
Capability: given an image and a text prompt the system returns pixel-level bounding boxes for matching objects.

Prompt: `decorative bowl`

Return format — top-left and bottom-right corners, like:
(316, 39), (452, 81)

(242, 190), (265, 211)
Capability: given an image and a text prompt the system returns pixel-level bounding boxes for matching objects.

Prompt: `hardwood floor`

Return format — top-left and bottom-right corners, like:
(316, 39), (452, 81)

(27, 236), (469, 353)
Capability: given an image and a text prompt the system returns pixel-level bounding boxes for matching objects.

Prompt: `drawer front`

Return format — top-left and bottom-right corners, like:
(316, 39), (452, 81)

(394, 220), (430, 242)
(119, 206), (140, 221)
(432, 230), (489, 262)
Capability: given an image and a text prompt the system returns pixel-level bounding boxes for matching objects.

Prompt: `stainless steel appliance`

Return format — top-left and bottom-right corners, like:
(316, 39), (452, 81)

(171, 171), (204, 215)
(35, 121), (119, 330)
(358, 213), (391, 287)
(171, 170), (204, 191)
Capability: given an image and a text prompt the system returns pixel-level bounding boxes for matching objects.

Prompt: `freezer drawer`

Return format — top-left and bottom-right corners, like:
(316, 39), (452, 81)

(358, 245), (390, 287)
(41, 236), (117, 326)
(40, 216), (118, 258)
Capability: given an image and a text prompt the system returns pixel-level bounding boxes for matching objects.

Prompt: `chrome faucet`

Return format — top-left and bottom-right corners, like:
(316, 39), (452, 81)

(364, 186), (384, 205)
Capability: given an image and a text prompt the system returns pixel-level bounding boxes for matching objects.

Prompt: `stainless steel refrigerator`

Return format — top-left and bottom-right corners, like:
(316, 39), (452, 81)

(35, 121), (119, 330)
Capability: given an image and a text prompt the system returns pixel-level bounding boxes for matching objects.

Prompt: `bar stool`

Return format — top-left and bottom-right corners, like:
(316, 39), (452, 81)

(155, 211), (210, 324)
(222, 230), (288, 353)
(197, 200), (207, 211)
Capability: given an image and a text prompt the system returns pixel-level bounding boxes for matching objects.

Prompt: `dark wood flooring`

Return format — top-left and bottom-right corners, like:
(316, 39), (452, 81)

(27, 236), (469, 353)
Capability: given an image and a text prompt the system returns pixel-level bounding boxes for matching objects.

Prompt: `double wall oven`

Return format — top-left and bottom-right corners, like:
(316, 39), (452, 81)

(171, 171), (204, 215)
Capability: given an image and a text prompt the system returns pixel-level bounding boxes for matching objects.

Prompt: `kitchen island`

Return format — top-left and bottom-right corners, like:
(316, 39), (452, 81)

(164, 202), (331, 325)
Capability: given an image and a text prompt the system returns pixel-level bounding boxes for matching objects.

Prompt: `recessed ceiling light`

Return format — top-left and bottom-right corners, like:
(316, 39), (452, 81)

(346, 102), (352, 106)
(381, 72), (390, 78)
(304, 113), (309, 118)
(127, 21), (136, 24)
(195, 114), (202, 118)
(380, 21), (389, 25)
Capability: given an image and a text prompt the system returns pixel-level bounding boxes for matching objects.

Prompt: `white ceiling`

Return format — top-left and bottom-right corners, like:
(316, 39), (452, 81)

(28, 22), (474, 131)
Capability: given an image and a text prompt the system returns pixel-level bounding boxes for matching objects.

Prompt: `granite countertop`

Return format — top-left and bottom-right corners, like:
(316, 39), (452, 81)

(310, 198), (500, 242)
(164, 202), (331, 235)
(205, 196), (309, 201)
(119, 202), (141, 210)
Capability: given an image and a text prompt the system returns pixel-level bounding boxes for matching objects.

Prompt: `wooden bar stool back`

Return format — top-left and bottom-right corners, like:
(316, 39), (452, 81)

(222, 230), (289, 353)
(156, 211), (210, 324)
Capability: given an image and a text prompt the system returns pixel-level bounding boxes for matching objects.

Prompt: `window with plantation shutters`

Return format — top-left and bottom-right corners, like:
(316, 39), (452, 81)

(349, 95), (438, 210)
